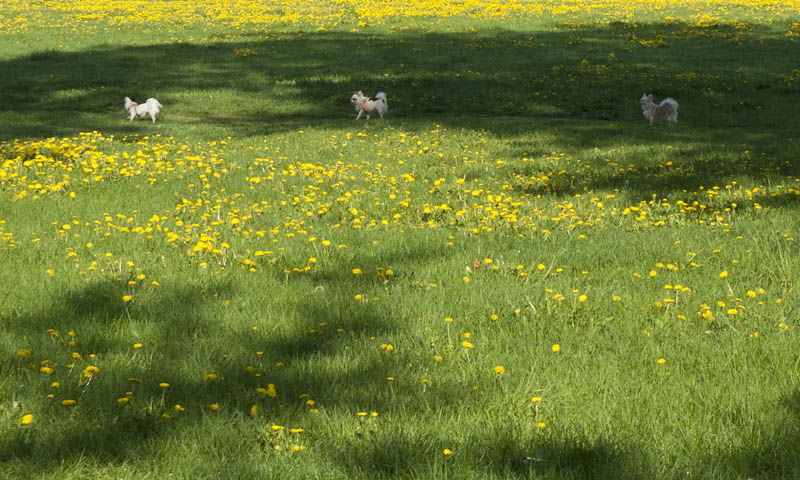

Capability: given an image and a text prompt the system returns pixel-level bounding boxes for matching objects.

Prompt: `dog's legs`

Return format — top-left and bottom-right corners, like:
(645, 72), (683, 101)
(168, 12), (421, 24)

(150, 111), (157, 123)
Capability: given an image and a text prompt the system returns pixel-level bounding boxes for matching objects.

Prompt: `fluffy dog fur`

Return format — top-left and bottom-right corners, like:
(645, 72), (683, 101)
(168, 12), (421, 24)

(350, 91), (388, 120)
(640, 94), (678, 126)
(124, 97), (163, 123)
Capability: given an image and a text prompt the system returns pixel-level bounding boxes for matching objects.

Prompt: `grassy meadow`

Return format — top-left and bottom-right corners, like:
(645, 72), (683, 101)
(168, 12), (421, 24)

(2, 0), (800, 478)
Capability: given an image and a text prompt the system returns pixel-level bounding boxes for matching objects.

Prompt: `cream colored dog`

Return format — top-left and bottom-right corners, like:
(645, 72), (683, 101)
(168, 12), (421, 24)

(124, 97), (163, 123)
(640, 94), (678, 126)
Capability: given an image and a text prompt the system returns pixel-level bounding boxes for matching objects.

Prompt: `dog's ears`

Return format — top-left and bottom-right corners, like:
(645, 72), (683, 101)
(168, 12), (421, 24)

(356, 91), (363, 95)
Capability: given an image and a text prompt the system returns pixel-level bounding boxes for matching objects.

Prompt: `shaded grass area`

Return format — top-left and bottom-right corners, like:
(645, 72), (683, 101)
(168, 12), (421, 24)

(2, 22), (798, 138)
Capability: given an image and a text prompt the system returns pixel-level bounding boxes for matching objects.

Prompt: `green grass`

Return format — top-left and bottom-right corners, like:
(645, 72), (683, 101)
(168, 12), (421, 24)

(1, 1), (800, 479)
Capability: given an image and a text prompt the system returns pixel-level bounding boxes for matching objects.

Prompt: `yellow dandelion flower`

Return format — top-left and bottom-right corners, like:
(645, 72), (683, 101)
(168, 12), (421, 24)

(208, 403), (219, 411)
(21, 414), (33, 425)
(122, 295), (133, 303)
(531, 397), (542, 403)
(61, 399), (76, 407)
(443, 448), (453, 456)
(461, 341), (473, 348)
(493, 365), (506, 375)
(552, 344), (560, 353)
(249, 404), (259, 416)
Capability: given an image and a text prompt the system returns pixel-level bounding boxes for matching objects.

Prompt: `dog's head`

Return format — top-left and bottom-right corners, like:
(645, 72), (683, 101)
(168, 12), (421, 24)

(640, 94), (653, 107)
(124, 97), (136, 110)
(351, 91), (364, 106)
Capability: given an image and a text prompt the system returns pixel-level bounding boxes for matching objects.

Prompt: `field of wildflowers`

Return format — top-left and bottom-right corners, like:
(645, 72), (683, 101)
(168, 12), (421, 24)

(2, 1), (800, 478)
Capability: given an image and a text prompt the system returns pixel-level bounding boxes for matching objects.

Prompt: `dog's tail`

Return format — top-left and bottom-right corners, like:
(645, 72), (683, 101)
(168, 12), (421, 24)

(661, 97), (678, 110)
(375, 92), (388, 115)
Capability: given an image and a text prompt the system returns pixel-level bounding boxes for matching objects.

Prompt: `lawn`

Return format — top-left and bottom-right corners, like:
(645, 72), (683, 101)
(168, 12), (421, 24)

(1, 1), (799, 478)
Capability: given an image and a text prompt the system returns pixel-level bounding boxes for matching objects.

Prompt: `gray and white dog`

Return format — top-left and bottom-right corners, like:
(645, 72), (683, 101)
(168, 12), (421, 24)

(640, 94), (678, 126)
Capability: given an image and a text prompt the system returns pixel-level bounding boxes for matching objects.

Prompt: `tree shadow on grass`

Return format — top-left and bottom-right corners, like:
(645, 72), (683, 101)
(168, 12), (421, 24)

(0, 237), (655, 478)
(1, 21), (797, 139)
(696, 388), (800, 479)
(2, 22), (798, 210)
(330, 425), (652, 479)
(2, 243), (798, 478)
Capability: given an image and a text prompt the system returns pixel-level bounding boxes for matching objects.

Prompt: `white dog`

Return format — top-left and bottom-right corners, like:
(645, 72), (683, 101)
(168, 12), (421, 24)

(640, 94), (678, 126)
(124, 97), (163, 123)
(350, 91), (387, 120)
